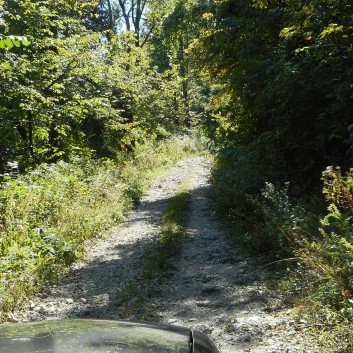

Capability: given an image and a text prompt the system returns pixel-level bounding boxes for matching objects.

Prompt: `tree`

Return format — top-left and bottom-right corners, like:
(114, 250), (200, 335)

(148, 0), (211, 127)
(0, 0), (194, 171)
(0, 0), (126, 168)
(88, 0), (173, 47)
(192, 0), (353, 192)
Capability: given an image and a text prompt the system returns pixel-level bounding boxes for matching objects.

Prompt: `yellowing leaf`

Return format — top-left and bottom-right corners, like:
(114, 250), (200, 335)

(320, 24), (344, 38)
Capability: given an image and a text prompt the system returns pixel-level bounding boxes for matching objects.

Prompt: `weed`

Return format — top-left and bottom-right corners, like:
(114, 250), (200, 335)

(143, 181), (191, 280)
(211, 142), (353, 348)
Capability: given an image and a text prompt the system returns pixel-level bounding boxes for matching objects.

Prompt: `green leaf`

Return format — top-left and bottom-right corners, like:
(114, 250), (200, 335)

(1, 62), (13, 70)
(0, 40), (5, 49)
(21, 37), (31, 46)
(4, 38), (13, 48)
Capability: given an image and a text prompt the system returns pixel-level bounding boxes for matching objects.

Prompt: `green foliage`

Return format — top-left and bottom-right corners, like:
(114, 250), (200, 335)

(314, 319), (353, 353)
(0, 0), (193, 172)
(119, 135), (201, 204)
(148, 0), (212, 128)
(212, 131), (286, 203)
(1, 0), (352, 340)
(296, 167), (353, 312)
(213, 150), (306, 257)
(211, 131), (298, 257)
(0, 0), (123, 168)
(194, 0), (353, 329)
(0, 136), (199, 320)
(193, 0), (353, 191)
(0, 35), (31, 50)
(0, 158), (125, 315)
(245, 182), (306, 258)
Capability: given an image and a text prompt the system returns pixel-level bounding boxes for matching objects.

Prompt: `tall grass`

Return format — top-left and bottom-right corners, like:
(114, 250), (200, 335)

(0, 136), (200, 321)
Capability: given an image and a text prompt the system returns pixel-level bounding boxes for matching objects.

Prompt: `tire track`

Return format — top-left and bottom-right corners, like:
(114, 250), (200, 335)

(15, 156), (309, 353)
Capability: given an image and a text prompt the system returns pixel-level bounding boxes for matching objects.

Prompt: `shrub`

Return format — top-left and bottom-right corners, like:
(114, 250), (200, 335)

(298, 167), (353, 313)
(245, 182), (306, 258)
(212, 141), (306, 258)
(0, 158), (126, 316)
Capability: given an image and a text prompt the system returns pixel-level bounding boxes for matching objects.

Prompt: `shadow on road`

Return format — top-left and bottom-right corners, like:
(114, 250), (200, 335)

(51, 183), (264, 333)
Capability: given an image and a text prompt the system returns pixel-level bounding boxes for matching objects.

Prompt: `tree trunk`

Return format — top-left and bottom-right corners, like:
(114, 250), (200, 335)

(179, 35), (190, 127)
(118, 0), (131, 31)
(107, 0), (114, 31)
(27, 112), (34, 163)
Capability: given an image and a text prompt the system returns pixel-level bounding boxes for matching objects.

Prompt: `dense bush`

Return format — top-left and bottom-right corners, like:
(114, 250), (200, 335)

(200, 0), (353, 331)
(211, 141), (302, 258)
(196, 0), (353, 192)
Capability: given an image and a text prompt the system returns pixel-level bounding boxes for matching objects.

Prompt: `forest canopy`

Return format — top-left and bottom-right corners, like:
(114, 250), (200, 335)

(2, 0), (351, 182)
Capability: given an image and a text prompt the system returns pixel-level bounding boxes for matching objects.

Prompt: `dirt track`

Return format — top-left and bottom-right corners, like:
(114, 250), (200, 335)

(16, 156), (313, 353)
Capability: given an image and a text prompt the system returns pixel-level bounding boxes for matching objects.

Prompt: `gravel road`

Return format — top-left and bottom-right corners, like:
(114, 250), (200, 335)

(14, 156), (316, 353)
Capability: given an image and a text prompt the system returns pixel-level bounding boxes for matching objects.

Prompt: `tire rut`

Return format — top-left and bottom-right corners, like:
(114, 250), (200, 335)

(15, 156), (306, 353)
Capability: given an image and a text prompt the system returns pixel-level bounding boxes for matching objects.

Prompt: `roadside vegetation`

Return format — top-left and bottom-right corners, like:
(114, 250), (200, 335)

(0, 137), (199, 321)
(213, 162), (353, 351)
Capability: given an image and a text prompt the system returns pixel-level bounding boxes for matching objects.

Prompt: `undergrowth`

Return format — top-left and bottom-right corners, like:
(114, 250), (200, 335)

(0, 136), (200, 321)
(143, 181), (191, 279)
(212, 149), (353, 351)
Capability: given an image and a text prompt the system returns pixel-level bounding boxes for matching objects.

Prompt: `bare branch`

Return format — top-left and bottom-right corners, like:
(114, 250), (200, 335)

(140, 23), (154, 48)
(118, 0), (131, 31)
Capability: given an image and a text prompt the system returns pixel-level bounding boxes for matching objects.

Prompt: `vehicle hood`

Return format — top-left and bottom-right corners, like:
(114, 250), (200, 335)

(0, 319), (219, 353)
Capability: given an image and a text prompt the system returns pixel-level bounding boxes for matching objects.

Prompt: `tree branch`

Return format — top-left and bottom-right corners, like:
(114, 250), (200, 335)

(141, 23), (154, 48)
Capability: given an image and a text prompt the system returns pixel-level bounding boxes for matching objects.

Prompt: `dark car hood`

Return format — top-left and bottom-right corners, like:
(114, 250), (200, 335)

(0, 319), (219, 353)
